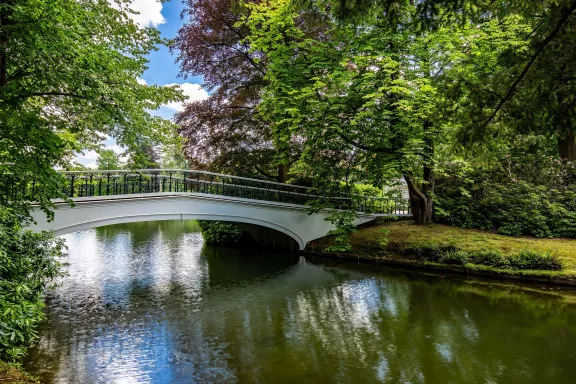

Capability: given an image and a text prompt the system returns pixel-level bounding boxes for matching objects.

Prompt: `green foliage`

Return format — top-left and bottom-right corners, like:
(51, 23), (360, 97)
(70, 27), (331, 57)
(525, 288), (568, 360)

(324, 211), (358, 252)
(436, 157), (576, 238)
(0, 209), (65, 362)
(349, 184), (382, 197)
(509, 250), (563, 271)
(198, 221), (245, 245)
(378, 228), (390, 247)
(438, 251), (469, 266)
(0, 361), (37, 383)
(0, 0), (183, 214)
(97, 149), (122, 170)
(468, 251), (511, 269)
(403, 243), (457, 262)
(402, 243), (563, 271)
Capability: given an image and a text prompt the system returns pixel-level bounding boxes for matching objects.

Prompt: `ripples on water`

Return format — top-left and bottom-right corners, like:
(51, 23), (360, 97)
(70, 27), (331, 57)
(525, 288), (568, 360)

(24, 221), (576, 383)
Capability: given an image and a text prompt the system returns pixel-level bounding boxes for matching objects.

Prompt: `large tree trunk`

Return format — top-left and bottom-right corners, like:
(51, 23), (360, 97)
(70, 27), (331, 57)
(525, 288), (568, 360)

(404, 121), (435, 224)
(404, 173), (434, 224)
(277, 163), (290, 183)
(558, 130), (576, 161)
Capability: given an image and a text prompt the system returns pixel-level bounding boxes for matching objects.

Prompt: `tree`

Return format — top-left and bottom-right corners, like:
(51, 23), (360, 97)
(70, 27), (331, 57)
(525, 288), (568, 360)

(244, 0), (474, 223)
(0, 0), (183, 215)
(173, 0), (285, 180)
(0, 0), (182, 361)
(427, 0), (576, 161)
(96, 149), (122, 170)
(173, 0), (329, 181)
(161, 142), (190, 169)
(126, 144), (162, 169)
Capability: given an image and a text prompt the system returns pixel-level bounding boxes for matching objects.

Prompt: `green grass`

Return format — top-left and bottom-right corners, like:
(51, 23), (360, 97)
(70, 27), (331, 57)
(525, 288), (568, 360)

(0, 362), (36, 383)
(308, 220), (576, 281)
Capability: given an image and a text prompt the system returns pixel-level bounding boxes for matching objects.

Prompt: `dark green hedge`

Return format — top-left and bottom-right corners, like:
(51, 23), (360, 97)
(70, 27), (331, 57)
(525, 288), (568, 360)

(435, 168), (576, 238)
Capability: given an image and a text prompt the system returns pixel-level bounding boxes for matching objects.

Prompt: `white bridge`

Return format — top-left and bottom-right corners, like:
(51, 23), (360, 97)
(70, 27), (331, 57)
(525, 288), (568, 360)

(30, 169), (409, 250)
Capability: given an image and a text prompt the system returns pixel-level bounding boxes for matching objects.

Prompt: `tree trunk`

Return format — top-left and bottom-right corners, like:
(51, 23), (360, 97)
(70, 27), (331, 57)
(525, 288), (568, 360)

(403, 121), (435, 224)
(277, 163), (290, 183)
(558, 130), (576, 161)
(0, 6), (11, 88)
(404, 174), (434, 224)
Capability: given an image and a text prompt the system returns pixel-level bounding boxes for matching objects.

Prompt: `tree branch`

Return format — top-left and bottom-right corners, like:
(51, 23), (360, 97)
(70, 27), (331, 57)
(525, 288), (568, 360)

(255, 165), (279, 180)
(335, 130), (389, 153)
(482, 0), (576, 128)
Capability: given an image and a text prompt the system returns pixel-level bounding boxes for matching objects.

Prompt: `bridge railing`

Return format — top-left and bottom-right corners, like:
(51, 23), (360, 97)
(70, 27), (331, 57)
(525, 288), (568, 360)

(51, 169), (410, 215)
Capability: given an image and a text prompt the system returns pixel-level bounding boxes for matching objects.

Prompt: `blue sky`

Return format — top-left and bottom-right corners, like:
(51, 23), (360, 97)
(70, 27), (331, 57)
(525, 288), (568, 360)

(78, 0), (207, 167)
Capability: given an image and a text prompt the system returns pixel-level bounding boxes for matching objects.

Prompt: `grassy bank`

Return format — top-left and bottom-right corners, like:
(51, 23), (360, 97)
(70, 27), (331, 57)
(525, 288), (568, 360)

(0, 362), (36, 383)
(307, 220), (576, 285)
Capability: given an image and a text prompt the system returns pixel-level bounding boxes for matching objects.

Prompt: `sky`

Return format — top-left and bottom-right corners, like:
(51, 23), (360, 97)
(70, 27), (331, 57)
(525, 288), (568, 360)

(77, 0), (208, 168)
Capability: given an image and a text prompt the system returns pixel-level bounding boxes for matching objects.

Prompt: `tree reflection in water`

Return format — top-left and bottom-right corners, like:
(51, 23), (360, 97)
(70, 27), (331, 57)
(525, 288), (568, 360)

(24, 221), (576, 384)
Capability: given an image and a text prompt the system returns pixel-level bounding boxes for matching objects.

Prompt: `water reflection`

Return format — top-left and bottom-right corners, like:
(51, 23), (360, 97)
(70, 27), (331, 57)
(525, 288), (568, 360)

(25, 221), (576, 383)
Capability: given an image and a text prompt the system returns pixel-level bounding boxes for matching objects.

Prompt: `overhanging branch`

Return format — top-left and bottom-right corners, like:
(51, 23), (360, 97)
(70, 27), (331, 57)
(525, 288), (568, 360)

(482, 0), (576, 128)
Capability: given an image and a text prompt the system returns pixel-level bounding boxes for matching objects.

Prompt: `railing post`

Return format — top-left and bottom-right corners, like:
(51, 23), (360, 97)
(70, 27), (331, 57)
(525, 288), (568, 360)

(69, 175), (75, 197)
(183, 171), (187, 193)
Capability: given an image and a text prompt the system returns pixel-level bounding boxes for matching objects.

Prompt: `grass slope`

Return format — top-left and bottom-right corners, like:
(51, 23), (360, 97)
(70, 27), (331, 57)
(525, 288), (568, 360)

(308, 220), (576, 281)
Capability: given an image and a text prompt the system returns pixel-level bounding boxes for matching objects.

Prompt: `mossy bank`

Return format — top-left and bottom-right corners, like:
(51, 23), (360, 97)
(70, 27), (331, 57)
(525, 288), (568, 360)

(307, 220), (576, 286)
(0, 362), (36, 383)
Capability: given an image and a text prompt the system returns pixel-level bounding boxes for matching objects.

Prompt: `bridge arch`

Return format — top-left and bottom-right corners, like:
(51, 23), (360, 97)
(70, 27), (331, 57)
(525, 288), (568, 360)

(50, 211), (305, 250)
(30, 193), (382, 250)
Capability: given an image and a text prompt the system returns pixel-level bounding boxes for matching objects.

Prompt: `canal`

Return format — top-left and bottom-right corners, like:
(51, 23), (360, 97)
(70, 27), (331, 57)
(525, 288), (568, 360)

(24, 221), (576, 383)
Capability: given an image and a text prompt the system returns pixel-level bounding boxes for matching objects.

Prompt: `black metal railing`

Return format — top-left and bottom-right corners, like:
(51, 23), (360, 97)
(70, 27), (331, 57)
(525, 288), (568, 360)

(15, 169), (410, 215)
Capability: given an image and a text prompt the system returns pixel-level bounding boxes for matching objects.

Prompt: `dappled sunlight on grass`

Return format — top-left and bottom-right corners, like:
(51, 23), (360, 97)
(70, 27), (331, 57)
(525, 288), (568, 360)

(309, 220), (576, 278)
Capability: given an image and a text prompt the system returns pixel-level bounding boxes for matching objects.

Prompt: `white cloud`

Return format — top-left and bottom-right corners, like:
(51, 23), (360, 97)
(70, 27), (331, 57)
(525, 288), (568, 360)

(107, 144), (125, 155)
(110, 0), (165, 28)
(76, 143), (127, 168)
(137, 78), (147, 85)
(82, 150), (99, 161)
(163, 83), (209, 112)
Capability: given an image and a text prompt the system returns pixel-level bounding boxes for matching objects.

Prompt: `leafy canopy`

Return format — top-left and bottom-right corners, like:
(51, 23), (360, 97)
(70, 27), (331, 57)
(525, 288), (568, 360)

(0, 0), (183, 214)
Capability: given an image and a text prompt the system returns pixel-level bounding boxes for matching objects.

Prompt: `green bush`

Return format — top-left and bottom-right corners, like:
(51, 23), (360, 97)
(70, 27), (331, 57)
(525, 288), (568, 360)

(403, 243), (457, 262)
(0, 208), (65, 362)
(436, 162), (576, 238)
(401, 244), (563, 271)
(508, 250), (563, 271)
(468, 250), (511, 269)
(198, 221), (245, 245)
(439, 251), (469, 265)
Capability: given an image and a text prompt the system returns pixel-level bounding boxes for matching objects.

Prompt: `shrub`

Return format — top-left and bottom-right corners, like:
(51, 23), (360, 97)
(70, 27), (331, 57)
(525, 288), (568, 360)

(0, 208), (65, 362)
(509, 250), (563, 271)
(436, 165), (576, 238)
(468, 250), (510, 269)
(198, 221), (245, 245)
(400, 244), (563, 271)
(403, 243), (457, 262)
(439, 251), (469, 265)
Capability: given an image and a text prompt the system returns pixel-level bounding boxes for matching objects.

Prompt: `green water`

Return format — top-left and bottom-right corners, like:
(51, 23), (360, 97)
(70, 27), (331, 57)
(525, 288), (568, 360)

(23, 221), (576, 383)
